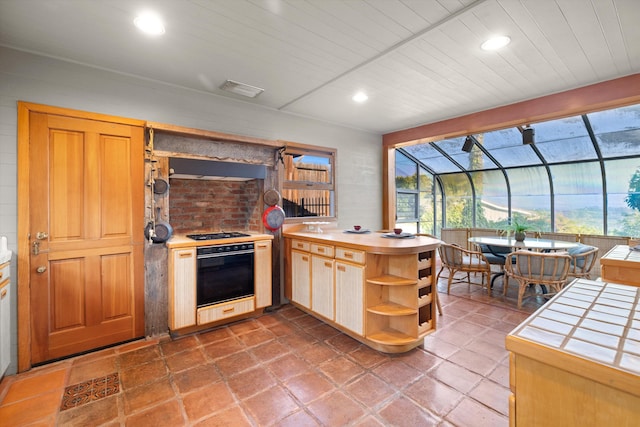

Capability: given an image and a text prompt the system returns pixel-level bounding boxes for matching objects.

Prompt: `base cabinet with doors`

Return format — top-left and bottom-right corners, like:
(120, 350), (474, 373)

(285, 231), (439, 353)
(167, 235), (273, 332)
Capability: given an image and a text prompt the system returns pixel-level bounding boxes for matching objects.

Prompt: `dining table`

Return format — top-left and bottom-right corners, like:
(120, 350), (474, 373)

(468, 236), (581, 289)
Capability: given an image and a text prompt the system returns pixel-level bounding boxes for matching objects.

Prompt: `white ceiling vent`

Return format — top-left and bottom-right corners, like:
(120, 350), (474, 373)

(220, 79), (264, 98)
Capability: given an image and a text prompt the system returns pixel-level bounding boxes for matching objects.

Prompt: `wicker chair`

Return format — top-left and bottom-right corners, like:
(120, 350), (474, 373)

(504, 250), (571, 308)
(437, 243), (492, 295)
(566, 244), (599, 279)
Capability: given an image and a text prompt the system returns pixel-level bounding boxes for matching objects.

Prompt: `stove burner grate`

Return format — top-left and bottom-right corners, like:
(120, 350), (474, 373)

(186, 232), (250, 241)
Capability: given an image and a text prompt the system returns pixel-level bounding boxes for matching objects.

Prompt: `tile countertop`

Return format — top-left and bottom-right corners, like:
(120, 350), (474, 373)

(506, 278), (640, 397)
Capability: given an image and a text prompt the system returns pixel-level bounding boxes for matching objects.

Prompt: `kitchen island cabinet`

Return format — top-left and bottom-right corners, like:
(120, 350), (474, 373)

(284, 229), (440, 353)
(600, 244), (640, 287)
(506, 278), (640, 426)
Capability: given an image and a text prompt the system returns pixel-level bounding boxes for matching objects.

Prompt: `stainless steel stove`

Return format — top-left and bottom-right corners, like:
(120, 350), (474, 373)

(186, 232), (250, 241)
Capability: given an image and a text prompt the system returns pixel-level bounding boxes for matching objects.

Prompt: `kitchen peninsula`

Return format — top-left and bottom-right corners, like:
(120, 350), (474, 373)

(284, 228), (441, 353)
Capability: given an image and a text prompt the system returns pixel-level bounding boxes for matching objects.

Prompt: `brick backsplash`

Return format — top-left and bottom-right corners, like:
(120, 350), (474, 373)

(169, 178), (262, 234)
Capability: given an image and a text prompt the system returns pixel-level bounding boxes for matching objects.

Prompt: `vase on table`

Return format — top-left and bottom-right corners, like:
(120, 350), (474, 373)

(515, 231), (526, 242)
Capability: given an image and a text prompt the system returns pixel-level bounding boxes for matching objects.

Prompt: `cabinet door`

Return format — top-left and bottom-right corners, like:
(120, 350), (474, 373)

(169, 248), (196, 329)
(335, 261), (364, 335)
(311, 256), (334, 320)
(254, 240), (272, 309)
(0, 281), (10, 375)
(291, 250), (311, 308)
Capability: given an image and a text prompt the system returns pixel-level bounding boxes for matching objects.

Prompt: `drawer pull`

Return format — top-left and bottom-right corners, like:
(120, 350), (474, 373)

(302, 256), (309, 262)
(297, 243), (304, 248)
(318, 247), (325, 253)
(257, 244), (268, 249)
(324, 261), (332, 268)
(337, 265), (346, 272)
(344, 252), (354, 258)
(223, 307), (235, 314)
(1, 289), (6, 298)
(0, 272), (3, 279)
(179, 252), (193, 258)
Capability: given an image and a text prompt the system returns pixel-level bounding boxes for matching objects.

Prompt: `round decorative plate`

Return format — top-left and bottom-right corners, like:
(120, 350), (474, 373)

(262, 205), (285, 231)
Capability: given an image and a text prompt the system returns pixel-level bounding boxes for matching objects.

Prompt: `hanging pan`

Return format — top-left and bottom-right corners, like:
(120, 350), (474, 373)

(145, 208), (174, 243)
(264, 188), (281, 206)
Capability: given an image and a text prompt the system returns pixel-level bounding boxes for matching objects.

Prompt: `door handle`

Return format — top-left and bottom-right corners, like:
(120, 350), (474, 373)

(36, 266), (47, 274)
(32, 240), (39, 255)
(36, 231), (48, 240)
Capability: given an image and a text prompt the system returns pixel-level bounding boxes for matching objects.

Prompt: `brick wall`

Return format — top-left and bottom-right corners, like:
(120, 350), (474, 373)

(169, 178), (262, 234)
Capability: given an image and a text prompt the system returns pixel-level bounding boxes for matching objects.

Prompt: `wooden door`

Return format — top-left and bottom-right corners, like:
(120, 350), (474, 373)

(28, 111), (145, 364)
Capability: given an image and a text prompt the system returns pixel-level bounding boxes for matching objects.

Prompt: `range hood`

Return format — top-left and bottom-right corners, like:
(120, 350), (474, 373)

(169, 157), (266, 181)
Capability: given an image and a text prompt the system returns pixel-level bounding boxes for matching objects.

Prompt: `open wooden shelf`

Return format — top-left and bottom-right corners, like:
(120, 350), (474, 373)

(367, 328), (415, 345)
(367, 302), (416, 316)
(366, 275), (417, 286)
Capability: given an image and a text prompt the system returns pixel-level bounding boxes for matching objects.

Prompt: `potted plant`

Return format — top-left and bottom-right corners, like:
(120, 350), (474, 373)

(509, 219), (529, 242)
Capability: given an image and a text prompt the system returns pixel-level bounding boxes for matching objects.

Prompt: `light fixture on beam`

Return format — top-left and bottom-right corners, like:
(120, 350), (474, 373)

(462, 135), (477, 152)
(522, 125), (535, 144)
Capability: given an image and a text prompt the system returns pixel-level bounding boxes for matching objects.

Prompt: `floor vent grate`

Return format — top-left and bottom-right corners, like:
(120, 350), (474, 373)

(60, 372), (120, 411)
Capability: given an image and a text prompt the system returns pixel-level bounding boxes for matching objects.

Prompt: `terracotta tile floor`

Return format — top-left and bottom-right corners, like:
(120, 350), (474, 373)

(0, 272), (541, 426)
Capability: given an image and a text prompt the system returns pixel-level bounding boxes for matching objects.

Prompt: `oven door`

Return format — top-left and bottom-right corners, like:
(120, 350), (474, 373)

(197, 251), (254, 308)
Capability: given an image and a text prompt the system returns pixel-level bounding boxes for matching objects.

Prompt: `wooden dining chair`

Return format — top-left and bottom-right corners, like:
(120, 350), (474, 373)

(504, 250), (571, 308)
(437, 243), (492, 296)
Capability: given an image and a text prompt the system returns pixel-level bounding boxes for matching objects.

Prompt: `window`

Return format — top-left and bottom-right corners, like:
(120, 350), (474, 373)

(282, 144), (336, 218)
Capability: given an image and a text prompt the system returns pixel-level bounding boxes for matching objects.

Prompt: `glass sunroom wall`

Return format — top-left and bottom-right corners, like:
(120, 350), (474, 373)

(533, 116), (597, 162)
(439, 173), (473, 228)
(550, 162), (604, 234)
(418, 167), (435, 235)
(470, 170), (509, 229)
(588, 104), (640, 158)
(605, 158), (640, 237)
(395, 151), (419, 231)
(506, 166), (551, 233)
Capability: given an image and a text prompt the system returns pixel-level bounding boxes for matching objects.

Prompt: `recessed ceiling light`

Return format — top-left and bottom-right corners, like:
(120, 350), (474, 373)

(352, 92), (368, 103)
(481, 35), (511, 51)
(134, 12), (165, 36)
(220, 80), (264, 98)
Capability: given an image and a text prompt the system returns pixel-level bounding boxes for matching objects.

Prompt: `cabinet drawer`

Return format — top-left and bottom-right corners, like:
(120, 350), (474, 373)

(335, 247), (365, 264)
(0, 263), (9, 283)
(292, 239), (310, 252)
(311, 243), (334, 257)
(197, 297), (255, 325)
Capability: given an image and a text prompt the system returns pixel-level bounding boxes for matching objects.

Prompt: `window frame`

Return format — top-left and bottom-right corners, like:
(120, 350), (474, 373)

(281, 142), (337, 221)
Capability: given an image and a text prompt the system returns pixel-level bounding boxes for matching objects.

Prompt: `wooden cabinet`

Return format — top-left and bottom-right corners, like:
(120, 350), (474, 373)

(168, 248), (197, 330)
(365, 250), (435, 351)
(284, 232), (439, 353)
(600, 245), (640, 287)
(335, 260), (364, 335)
(254, 240), (272, 308)
(506, 278), (640, 426)
(167, 236), (273, 332)
(311, 255), (335, 320)
(291, 249), (311, 308)
(1, 262), (10, 376)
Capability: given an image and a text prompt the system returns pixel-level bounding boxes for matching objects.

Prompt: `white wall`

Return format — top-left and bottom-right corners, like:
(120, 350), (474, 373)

(0, 46), (383, 375)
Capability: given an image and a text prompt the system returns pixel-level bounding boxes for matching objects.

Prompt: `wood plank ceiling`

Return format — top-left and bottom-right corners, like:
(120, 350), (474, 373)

(0, 0), (638, 135)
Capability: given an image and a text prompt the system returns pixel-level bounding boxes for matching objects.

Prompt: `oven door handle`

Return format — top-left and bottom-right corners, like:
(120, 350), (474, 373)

(197, 249), (255, 259)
